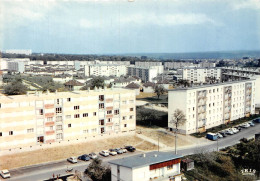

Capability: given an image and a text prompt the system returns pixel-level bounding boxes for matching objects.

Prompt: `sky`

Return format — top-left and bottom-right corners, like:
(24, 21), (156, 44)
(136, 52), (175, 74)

(0, 0), (260, 54)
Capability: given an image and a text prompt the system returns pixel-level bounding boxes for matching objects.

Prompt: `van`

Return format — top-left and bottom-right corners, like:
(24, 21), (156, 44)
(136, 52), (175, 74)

(206, 133), (218, 141)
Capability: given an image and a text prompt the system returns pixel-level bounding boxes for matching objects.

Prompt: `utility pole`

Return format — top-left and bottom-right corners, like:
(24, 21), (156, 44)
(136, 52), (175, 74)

(158, 136), (159, 152)
(175, 133), (177, 154)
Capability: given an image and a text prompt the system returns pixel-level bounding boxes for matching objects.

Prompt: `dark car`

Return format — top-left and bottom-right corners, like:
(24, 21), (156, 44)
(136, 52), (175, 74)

(125, 146), (136, 152)
(219, 131), (227, 137)
(78, 154), (90, 161)
(234, 126), (242, 131)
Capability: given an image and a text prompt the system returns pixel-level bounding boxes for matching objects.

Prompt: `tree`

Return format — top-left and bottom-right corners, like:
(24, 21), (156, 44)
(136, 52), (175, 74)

(85, 158), (111, 181)
(177, 79), (190, 87)
(154, 85), (166, 99)
(137, 108), (158, 126)
(170, 109), (186, 154)
(4, 79), (28, 95)
(90, 76), (105, 89)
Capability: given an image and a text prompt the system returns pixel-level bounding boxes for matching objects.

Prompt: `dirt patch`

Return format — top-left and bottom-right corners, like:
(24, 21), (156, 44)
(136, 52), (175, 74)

(0, 135), (147, 170)
(137, 126), (195, 147)
(136, 92), (156, 99)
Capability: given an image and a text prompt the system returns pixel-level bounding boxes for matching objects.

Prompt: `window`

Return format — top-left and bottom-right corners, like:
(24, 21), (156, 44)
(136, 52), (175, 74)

(56, 107), (62, 113)
(47, 117), (53, 122)
(0, 132), (2, 136)
(9, 131), (13, 135)
(65, 115), (71, 119)
(56, 99), (60, 105)
(83, 130), (88, 134)
(114, 110), (119, 115)
(99, 119), (104, 125)
(39, 109), (43, 115)
(74, 114), (80, 118)
(107, 110), (112, 114)
(108, 118), (112, 122)
(56, 125), (62, 130)
(68, 124), (71, 128)
(129, 116), (133, 119)
(99, 103), (104, 109)
(83, 113), (88, 117)
(27, 128), (34, 133)
(56, 133), (63, 139)
(122, 116), (126, 120)
(92, 128), (97, 133)
(122, 101), (127, 104)
(124, 124), (127, 127)
(74, 105), (80, 110)
(67, 98), (71, 102)
(99, 95), (104, 101)
(130, 108), (134, 111)
(93, 112), (97, 116)
(167, 165), (173, 170)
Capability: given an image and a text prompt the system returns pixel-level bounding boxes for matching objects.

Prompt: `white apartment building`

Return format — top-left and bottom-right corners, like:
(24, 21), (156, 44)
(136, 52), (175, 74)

(109, 151), (183, 181)
(164, 62), (197, 70)
(127, 66), (159, 82)
(0, 88), (136, 151)
(84, 64), (127, 77)
(180, 68), (221, 83)
(168, 79), (256, 134)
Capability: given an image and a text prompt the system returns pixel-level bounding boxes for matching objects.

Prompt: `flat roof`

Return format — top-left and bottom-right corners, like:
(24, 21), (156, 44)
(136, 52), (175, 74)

(169, 79), (255, 91)
(109, 151), (182, 169)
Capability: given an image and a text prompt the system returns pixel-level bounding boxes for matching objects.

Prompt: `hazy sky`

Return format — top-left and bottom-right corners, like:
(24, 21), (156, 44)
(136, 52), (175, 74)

(0, 0), (260, 54)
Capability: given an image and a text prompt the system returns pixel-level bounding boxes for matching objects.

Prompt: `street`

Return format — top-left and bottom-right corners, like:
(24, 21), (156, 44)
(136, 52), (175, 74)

(4, 123), (260, 181)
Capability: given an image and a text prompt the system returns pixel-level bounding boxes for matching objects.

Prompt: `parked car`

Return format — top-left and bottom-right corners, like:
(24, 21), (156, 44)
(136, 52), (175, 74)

(78, 154), (90, 161)
(253, 118), (260, 123)
(125, 146), (136, 152)
(248, 121), (255, 127)
(109, 149), (118, 156)
(224, 129), (234, 135)
(219, 131), (227, 137)
(234, 126), (242, 131)
(67, 156), (78, 163)
(240, 123), (250, 128)
(99, 150), (110, 157)
(89, 152), (98, 159)
(120, 148), (127, 153)
(115, 148), (124, 154)
(206, 133), (218, 141)
(0, 170), (11, 179)
(229, 128), (239, 134)
(216, 133), (223, 138)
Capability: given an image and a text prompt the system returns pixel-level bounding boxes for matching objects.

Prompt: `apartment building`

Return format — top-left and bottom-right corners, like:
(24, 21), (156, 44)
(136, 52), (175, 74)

(84, 64), (127, 77)
(0, 88), (136, 150)
(4, 49), (32, 55)
(164, 62), (197, 70)
(168, 79), (256, 134)
(135, 62), (164, 74)
(180, 68), (222, 83)
(109, 151), (183, 181)
(127, 66), (159, 82)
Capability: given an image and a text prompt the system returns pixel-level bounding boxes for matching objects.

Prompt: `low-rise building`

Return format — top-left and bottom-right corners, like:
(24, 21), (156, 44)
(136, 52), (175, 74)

(0, 88), (136, 151)
(127, 66), (159, 82)
(109, 151), (183, 181)
(168, 79), (256, 134)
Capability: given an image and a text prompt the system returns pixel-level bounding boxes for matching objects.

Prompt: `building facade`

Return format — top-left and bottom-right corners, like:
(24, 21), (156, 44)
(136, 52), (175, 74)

(0, 89), (136, 150)
(109, 151), (183, 181)
(181, 68), (221, 84)
(127, 66), (159, 82)
(168, 80), (256, 134)
(84, 64), (127, 77)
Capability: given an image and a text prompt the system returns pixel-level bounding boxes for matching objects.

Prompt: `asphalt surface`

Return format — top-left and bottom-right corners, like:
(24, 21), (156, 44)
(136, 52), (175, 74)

(3, 122), (260, 181)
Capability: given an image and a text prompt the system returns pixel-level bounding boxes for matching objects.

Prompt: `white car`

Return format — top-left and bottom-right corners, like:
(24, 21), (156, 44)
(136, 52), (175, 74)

(109, 149), (118, 156)
(89, 152), (98, 159)
(225, 129), (234, 135)
(241, 123), (250, 128)
(229, 128), (239, 134)
(99, 150), (109, 157)
(0, 169), (11, 179)
(121, 148), (127, 153)
(67, 156), (78, 163)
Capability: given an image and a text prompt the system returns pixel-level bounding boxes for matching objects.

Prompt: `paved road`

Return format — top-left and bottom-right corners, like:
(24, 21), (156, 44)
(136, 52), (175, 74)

(4, 123), (260, 181)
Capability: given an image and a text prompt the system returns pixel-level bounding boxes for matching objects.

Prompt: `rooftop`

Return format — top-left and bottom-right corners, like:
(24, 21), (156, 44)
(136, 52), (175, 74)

(170, 79), (255, 91)
(109, 151), (182, 169)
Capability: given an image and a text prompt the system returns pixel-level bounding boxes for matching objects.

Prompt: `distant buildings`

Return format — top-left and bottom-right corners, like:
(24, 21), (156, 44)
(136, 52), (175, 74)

(164, 61), (216, 70)
(4, 49), (32, 55)
(0, 88), (136, 151)
(180, 68), (222, 84)
(127, 66), (161, 82)
(84, 64), (127, 77)
(109, 151), (183, 181)
(168, 79), (256, 134)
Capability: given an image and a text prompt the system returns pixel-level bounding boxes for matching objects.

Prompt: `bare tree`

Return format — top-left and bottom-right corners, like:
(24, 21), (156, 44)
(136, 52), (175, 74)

(170, 109), (186, 154)
(154, 85), (166, 99)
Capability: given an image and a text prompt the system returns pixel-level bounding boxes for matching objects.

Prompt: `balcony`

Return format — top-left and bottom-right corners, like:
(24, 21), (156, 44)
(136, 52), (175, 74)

(149, 172), (182, 181)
